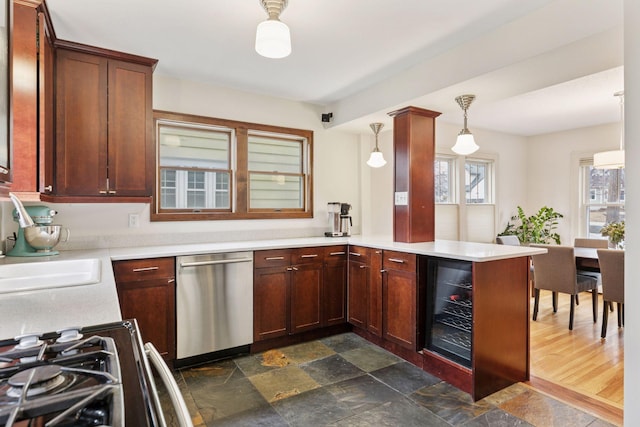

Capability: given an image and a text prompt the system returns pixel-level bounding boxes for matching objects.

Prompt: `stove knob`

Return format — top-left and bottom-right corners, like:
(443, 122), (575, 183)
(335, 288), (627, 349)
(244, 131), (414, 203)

(14, 333), (43, 349)
(56, 327), (83, 343)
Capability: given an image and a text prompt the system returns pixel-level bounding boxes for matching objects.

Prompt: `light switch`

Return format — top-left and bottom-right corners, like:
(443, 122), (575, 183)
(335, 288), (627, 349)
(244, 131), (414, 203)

(394, 191), (408, 206)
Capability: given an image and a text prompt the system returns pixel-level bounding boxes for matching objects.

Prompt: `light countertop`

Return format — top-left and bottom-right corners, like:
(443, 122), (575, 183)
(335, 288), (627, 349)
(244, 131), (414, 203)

(0, 236), (543, 339)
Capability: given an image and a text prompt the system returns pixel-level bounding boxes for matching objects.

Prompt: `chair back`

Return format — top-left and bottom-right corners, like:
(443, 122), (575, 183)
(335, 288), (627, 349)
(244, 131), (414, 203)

(496, 235), (520, 246)
(530, 244), (577, 294)
(597, 249), (624, 304)
(574, 238), (608, 249)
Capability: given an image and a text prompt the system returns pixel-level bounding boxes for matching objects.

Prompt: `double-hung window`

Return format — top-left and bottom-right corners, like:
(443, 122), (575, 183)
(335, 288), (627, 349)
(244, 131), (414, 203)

(152, 111), (313, 221)
(465, 159), (493, 204)
(580, 160), (625, 237)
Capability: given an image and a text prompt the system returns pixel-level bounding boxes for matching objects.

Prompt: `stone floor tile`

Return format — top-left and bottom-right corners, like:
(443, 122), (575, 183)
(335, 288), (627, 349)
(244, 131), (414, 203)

(498, 389), (597, 427)
(279, 340), (336, 364)
(209, 404), (289, 427)
(300, 353), (365, 386)
(370, 361), (441, 395)
(320, 332), (371, 353)
(460, 407), (534, 427)
(340, 344), (402, 372)
(272, 387), (353, 426)
(479, 383), (530, 407)
(330, 396), (451, 427)
(248, 365), (320, 403)
(234, 352), (282, 376)
(410, 381), (494, 425)
(324, 374), (404, 414)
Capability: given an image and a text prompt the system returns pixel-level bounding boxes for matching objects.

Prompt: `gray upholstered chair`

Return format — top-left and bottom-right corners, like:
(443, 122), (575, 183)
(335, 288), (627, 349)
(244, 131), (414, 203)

(597, 249), (624, 338)
(530, 244), (598, 330)
(496, 235), (521, 246)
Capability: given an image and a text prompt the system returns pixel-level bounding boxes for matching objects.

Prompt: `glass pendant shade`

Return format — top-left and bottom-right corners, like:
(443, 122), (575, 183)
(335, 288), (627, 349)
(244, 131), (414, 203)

(367, 150), (386, 168)
(593, 150), (625, 169)
(594, 91), (625, 169)
(452, 94), (479, 156)
(452, 132), (479, 155)
(367, 122), (386, 168)
(255, 19), (291, 58)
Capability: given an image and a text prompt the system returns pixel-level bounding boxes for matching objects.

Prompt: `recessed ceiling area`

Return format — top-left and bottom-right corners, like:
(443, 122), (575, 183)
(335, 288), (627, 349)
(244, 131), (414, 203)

(45, 0), (623, 137)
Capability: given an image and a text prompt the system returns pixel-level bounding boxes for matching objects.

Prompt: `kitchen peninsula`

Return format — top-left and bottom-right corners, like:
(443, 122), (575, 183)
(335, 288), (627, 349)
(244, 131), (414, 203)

(0, 235), (543, 400)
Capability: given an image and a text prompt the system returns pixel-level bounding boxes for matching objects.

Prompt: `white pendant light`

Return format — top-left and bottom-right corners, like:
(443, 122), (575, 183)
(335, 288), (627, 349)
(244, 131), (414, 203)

(367, 123), (387, 168)
(594, 91), (625, 169)
(255, 0), (291, 59)
(451, 94), (479, 156)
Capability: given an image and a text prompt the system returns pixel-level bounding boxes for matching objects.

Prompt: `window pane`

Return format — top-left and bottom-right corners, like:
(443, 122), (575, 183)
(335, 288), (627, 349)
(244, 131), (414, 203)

(158, 121), (232, 211)
(434, 158), (453, 203)
(249, 173), (302, 209)
(248, 136), (302, 173)
(160, 169), (176, 208)
(465, 161), (489, 203)
(584, 165), (625, 237)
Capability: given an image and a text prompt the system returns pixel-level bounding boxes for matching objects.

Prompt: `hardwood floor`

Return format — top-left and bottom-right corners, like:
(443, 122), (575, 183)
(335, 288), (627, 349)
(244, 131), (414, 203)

(529, 290), (623, 425)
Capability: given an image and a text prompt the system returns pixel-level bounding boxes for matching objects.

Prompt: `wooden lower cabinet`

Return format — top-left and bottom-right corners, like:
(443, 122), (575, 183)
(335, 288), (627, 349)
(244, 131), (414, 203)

(254, 246), (346, 342)
(112, 257), (176, 360)
(348, 247), (421, 350)
(382, 251), (418, 349)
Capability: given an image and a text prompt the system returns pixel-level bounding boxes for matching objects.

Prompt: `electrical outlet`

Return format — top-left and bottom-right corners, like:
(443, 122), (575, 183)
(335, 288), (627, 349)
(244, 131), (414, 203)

(128, 213), (140, 228)
(394, 191), (408, 206)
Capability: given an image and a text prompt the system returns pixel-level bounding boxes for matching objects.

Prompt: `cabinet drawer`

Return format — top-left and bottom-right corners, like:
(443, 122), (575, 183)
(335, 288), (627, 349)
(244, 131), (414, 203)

(254, 249), (291, 268)
(324, 245), (348, 261)
(383, 250), (416, 273)
(292, 247), (324, 264)
(348, 246), (370, 263)
(113, 257), (175, 282)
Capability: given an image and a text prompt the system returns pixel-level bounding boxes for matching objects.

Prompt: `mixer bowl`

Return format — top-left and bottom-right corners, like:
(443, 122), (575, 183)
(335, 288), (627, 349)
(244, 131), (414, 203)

(24, 225), (64, 252)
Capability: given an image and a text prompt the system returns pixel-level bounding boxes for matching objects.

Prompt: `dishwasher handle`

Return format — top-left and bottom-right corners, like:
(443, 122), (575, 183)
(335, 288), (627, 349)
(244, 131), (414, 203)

(179, 257), (253, 268)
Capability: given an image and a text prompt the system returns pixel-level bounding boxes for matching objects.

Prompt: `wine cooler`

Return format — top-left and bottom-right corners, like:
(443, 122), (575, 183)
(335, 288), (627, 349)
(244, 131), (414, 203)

(425, 258), (472, 368)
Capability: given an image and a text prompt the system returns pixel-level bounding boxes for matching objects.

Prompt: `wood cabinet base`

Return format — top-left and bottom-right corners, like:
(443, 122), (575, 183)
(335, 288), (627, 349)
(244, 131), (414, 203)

(250, 324), (350, 354)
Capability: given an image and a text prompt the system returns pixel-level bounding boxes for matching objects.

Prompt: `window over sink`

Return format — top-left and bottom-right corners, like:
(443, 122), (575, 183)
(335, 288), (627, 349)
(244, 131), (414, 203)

(152, 110), (313, 221)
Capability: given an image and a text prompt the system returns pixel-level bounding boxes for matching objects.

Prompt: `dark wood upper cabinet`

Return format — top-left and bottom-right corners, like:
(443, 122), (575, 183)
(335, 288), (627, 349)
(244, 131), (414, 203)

(46, 44), (156, 202)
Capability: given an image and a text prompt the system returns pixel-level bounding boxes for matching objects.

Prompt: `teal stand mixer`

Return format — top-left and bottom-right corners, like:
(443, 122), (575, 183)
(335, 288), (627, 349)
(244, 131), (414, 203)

(7, 201), (61, 257)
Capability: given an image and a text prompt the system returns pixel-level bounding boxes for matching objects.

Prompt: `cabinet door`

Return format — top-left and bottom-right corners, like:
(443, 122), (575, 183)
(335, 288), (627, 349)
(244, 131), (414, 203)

(108, 59), (153, 196)
(347, 259), (369, 329)
(367, 249), (383, 336)
(117, 278), (176, 359)
(382, 251), (418, 350)
(55, 49), (108, 196)
(323, 246), (347, 326)
(254, 266), (289, 341)
(113, 257), (176, 360)
(290, 262), (323, 334)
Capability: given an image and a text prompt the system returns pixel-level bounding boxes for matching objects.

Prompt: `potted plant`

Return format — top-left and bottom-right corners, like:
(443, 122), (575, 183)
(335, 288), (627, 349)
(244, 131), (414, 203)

(600, 221), (625, 249)
(498, 206), (564, 244)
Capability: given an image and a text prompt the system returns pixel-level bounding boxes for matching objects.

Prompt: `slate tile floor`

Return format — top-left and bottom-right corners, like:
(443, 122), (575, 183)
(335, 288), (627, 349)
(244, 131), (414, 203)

(161, 333), (617, 427)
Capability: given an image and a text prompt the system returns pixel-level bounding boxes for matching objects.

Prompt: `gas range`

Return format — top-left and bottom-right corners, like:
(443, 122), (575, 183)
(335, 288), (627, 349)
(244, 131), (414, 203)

(0, 320), (163, 426)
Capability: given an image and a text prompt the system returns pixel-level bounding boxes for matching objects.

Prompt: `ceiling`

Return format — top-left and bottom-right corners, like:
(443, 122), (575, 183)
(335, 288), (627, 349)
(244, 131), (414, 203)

(45, 0), (624, 136)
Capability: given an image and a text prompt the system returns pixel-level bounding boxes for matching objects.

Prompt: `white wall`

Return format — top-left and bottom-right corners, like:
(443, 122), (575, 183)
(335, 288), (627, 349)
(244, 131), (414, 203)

(361, 120), (529, 241)
(623, 1), (639, 425)
(526, 122), (619, 244)
(2, 75), (364, 249)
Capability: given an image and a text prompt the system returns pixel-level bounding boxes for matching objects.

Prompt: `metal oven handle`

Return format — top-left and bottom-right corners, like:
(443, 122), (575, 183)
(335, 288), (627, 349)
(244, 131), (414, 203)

(144, 342), (194, 427)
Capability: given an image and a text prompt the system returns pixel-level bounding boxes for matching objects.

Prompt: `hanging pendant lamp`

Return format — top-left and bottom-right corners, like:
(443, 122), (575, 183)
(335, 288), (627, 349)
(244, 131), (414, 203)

(255, 0), (291, 59)
(451, 94), (479, 155)
(594, 91), (625, 169)
(367, 123), (386, 168)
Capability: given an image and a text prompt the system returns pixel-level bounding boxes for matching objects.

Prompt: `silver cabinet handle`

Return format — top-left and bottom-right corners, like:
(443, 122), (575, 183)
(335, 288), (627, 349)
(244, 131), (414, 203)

(387, 258), (405, 264)
(381, 269), (387, 273)
(180, 258), (253, 268)
(265, 256), (285, 261)
(300, 254), (319, 258)
(132, 266), (160, 272)
(329, 251), (346, 256)
(349, 252), (362, 257)
(359, 265), (367, 269)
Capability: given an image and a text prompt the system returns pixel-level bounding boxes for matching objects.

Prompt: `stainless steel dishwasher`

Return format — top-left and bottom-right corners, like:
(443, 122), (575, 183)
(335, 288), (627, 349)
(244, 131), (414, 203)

(176, 252), (253, 360)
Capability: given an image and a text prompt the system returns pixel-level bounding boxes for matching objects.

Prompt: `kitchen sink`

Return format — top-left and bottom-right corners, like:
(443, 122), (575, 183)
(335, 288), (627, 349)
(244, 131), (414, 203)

(0, 258), (101, 294)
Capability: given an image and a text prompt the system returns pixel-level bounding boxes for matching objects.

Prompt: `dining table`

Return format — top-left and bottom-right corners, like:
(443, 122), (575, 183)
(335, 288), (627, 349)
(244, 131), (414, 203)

(574, 246), (602, 272)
